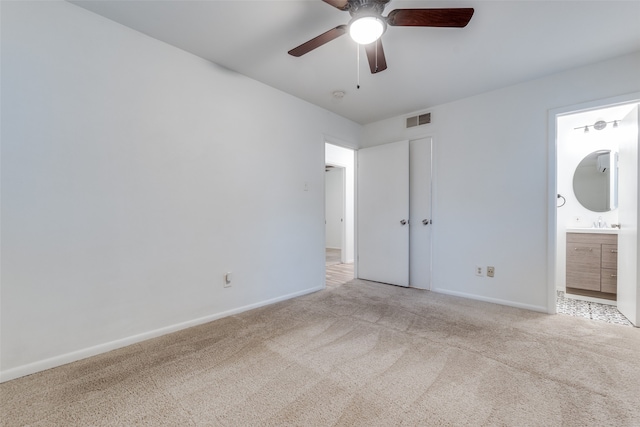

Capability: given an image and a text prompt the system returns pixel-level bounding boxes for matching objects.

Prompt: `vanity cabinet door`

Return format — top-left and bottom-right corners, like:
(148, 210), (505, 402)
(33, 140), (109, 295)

(601, 269), (618, 294)
(566, 243), (601, 291)
(601, 244), (618, 269)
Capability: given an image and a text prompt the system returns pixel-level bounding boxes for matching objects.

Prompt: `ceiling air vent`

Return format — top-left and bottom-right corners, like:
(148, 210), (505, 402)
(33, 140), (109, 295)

(406, 113), (431, 128)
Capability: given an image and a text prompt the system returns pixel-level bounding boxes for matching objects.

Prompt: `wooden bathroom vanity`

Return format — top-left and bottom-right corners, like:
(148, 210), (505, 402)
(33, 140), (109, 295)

(566, 231), (618, 300)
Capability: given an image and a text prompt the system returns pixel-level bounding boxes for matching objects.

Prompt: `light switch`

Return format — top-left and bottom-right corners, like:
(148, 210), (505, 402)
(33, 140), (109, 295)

(224, 272), (232, 287)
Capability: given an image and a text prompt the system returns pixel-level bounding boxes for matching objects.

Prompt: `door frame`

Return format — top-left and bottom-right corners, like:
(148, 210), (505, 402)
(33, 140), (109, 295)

(547, 92), (640, 316)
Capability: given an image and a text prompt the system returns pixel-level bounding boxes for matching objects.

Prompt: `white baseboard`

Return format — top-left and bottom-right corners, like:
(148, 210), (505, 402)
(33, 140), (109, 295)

(431, 287), (548, 314)
(0, 285), (323, 383)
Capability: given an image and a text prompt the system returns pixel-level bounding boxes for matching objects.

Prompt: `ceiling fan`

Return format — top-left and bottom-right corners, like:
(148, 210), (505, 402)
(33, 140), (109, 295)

(288, 0), (474, 74)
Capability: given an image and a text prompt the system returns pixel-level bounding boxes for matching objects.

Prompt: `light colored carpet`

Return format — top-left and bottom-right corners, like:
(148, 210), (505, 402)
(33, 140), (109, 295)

(2, 279), (640, 426)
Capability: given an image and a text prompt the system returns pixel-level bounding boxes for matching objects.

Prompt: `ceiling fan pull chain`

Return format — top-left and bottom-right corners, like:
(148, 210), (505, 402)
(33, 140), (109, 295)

(375, 39), (378, 72)
(356, 43), (361, 89)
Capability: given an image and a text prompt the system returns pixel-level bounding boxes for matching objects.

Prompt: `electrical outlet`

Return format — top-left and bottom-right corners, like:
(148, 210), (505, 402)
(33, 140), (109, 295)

(475, 265), (483, 276)
(487, 266), (495, 278)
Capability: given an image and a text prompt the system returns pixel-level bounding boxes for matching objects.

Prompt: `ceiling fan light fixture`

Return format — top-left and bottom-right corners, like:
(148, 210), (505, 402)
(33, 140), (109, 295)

(349, 16), (386, 45)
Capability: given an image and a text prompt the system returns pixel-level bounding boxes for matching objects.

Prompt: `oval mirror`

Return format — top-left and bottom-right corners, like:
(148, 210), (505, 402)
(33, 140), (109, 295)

(573, 150), (618, 212)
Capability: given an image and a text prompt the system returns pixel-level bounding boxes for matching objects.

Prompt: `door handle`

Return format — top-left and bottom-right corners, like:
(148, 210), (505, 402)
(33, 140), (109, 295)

(400, 219), (407, 226)
(422, 219), (431, 225)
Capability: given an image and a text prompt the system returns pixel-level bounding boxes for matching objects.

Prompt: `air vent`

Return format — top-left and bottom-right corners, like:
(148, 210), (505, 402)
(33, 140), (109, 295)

(406, 112), (431, 128)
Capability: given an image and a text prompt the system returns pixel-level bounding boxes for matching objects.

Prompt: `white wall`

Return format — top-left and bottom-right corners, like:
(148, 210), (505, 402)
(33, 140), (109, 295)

(0, 1), (361, 381)
(325, 143), (355, 263)
(325, 168), (343, 249)
(362, 52), (640, 312)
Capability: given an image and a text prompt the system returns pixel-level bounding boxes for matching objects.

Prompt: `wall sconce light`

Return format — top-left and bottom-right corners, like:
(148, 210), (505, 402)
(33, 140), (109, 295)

(574, 119), (621, 132)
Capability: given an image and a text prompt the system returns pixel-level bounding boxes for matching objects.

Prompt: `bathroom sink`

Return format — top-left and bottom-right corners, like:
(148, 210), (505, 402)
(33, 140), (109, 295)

(566, 227), (619, 234)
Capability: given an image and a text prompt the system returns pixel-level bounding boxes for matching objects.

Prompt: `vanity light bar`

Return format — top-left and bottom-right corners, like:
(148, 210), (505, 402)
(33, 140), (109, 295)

(574, 119), (621, 132)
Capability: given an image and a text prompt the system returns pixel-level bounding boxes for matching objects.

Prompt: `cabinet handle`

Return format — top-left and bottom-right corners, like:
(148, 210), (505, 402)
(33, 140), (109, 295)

(611, 249), (618, 253)
(574, 247), (593, 251)
(611, 274), (617, 278)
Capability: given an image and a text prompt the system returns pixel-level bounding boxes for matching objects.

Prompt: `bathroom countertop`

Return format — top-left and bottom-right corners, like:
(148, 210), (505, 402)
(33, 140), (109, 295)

(566, 227), (619, 234)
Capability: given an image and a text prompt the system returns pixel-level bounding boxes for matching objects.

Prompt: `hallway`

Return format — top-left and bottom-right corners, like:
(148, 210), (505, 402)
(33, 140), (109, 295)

(326, 248), (353, 289)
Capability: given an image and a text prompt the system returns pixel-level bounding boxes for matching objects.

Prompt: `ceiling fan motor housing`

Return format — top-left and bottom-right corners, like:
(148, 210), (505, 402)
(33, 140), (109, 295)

(348, 0), (391, 17)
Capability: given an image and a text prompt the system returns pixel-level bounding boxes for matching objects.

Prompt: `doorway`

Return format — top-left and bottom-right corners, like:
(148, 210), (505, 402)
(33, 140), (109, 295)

(325, 143), (355, 288)
(550, 94), (639, 326)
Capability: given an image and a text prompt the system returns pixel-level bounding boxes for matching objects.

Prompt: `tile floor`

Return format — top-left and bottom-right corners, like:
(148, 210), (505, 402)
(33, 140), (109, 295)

(556, 291), (633, 326)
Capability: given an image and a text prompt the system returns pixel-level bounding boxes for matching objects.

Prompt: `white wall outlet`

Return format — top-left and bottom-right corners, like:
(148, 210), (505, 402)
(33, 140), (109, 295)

(224, 272), (232, 288)
(487, 266), (495, 278)
(475, 265), (483, 276)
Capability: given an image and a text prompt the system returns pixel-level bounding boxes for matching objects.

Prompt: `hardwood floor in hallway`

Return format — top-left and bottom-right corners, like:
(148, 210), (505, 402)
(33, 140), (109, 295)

(325, 248), (353, 288)
(325, 262), (354, 289)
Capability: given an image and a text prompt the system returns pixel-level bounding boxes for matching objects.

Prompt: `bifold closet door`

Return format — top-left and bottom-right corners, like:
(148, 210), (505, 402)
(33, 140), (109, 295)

(409, 137), (432, 289)
(357, 141), (410, 287)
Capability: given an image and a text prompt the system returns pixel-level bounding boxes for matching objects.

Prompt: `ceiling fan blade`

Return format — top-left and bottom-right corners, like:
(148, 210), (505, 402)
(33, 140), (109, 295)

(322, 0), (350, 11)
(365, 40), (387, 74)
(288, 25), (347, 57)
(386, 8), (475, 28)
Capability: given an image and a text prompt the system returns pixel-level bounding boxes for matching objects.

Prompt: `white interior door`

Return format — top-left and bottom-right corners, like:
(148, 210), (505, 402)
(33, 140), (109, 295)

(410, 138), (433, 289)
(325, 167), (345, 252)
(617, 105), (639, 326)
(358, 141), (409, 287)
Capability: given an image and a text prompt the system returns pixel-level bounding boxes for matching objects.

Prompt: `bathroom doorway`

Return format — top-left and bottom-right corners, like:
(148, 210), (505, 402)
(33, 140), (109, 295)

(551, 94), (639, 326)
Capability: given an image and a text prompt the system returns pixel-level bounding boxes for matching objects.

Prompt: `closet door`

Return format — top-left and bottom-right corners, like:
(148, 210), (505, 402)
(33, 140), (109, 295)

(357, 141), (410, 287)
(409, 138), (432, 289)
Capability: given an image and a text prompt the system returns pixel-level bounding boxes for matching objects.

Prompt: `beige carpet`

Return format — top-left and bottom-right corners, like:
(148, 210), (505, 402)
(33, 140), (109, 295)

(2, 279), (640, 426)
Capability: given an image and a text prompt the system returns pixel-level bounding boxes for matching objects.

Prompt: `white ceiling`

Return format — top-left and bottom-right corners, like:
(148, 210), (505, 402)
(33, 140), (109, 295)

(70, 0), (640, 125)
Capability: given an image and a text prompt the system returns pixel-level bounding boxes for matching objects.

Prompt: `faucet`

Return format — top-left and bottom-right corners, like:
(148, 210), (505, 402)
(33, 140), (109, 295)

(598, 216), (603, 228)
